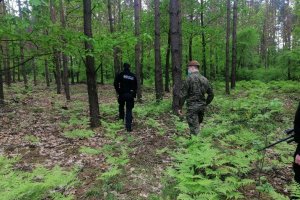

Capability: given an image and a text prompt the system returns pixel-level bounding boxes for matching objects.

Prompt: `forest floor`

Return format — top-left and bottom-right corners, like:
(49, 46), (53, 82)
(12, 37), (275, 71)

(0, 81), (299, 200)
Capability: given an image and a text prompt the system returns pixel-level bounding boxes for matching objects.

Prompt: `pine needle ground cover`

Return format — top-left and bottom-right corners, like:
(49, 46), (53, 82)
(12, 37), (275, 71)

(0, 81), (299, 199)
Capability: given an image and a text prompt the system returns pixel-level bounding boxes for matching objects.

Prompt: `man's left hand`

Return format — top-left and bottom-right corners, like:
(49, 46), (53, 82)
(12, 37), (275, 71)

(178, 110), (183, 116)
(295, 154), (300, 165)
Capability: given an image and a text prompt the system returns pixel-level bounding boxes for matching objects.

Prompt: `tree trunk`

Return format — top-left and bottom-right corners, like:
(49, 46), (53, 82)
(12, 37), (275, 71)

(0, 65), (3, 105)
(50, 0), (62, 94)
(0, 3), (4, 104)
(209, 43), (215, 79)
(134, 0), (142, 101)
(188, 13), (193, 62)
(141, 41), (144, 84)
(17, 0), (28, 89)
(0, 45), (4, 105)
(200, 0), (206, 77)
(169, 0), (182, 112)
(4, 43), (11, 86)
(100, 61), (104, 85)
(33, 59), (37, 86)
(261, 0), (269, 68)
(165, 28), (171, 93)
(2, 2), (11, 87)
(83, 0), (100, 128)
(70, 56), (75, 84)
(188, 35), (192, 61)
(62, 54), (70, 99)
(225, 0), (230, 95)
(45, 59), (50, 87)
(12, 49), (16, 83)
(154, 0), (164, 101)
(231, 0), (237, 89)
(60, 0), (70, 100)
(285, 0), (292, 80)
(108, 0), (121, 76)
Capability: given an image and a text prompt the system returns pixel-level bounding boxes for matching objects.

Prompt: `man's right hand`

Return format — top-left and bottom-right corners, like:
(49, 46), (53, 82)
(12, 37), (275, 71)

(295, 154), (300, 165)
(178, 110), (183, 116)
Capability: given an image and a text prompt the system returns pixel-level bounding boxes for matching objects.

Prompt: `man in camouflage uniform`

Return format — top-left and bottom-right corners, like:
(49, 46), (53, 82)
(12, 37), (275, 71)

(178, 60), (214, 135)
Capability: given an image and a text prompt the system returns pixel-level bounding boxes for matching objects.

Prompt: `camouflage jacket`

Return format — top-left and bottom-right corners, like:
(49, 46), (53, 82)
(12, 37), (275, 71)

(179, 72), (214, 108)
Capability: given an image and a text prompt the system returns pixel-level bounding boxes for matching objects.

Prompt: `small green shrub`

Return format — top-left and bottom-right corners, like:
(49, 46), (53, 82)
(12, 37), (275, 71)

(24, 134), (40, 144)
(0, 156), (78, 200)
(79, 146), (101, 155)
(64, 129), (94, 139)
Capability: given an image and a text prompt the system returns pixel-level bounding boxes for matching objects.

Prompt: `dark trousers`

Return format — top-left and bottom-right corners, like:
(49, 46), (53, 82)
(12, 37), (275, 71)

(118, 93), (134, 130)
(186, 106), (205, 135)
(294, 146), (300, 184)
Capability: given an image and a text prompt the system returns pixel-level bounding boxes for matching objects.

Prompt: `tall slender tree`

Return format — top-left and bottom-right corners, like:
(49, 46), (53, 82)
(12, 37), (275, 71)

(231, 0), (237, 89)
(17, 0), (28, 89)
(83, 0), (100, 127)
(134, 0), (142, 101)
(225, 0), (230, 94)
(50, 0), (62, 94)
(169, 0), (182, 112)
(0, 46), (3, 105)
(165, 28), (171, 93)
(200, 0), (207, 77)
(44, 59), (50, 87)
(107, 0), (121, 75)
(154, 0), (164, 101)
(60, 0), (70, 100)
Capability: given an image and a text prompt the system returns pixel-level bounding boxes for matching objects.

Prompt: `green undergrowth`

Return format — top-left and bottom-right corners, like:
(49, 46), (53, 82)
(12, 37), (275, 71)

(64, 129), (94, 139)
(159, 81), (298, 199)
(0, 156), (78, 200)
(84, 119), (132, 199)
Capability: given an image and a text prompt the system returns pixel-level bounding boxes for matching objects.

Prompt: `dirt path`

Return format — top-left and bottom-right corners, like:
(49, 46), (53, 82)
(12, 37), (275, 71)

(0, 84), (176, 199)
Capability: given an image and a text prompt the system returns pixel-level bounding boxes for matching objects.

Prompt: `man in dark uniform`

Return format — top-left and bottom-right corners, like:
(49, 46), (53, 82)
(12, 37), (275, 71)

(293, 102), (300, 183)
(114, 63), (137, 132)
(178, 60), (214, 135)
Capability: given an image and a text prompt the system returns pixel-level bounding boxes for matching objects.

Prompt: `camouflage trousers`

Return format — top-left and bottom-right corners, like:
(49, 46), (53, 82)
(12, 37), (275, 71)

(186, 106), (205, 135)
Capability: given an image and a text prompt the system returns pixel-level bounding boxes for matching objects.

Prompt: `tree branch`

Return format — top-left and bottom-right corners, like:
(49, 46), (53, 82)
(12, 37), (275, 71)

(0, 52), (53, 73)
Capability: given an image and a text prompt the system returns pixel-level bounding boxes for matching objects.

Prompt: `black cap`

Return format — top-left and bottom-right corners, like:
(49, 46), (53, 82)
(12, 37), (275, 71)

(123, 63), (130, 69)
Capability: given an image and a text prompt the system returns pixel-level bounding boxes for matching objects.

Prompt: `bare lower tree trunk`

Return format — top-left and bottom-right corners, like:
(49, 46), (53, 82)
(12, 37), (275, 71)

(225, 0), (230, 95)
(54, 51), (62, 93)
(45, 59), (50, 87)
(70, 56), (75, 84)
(62, 55), (70, 99)
(100, 61), (104, 85)
(33, 59), (37, 86)
(60, 0), (70, 100)
(134, 0), (142, 101)
(209, 43), (215, 79)
(0, 45), (4, 105)
(0, 66), (3, 105)
(141, 41), (144, 85)
(188, 34), (192, 61)
(3, 42), (11, 86)
(165, 28), (171, 93)
(154, 0), (164, 101)
(200, 0), (207, 77)
(0, 3), (4, 104)
(231, 0), (237, 89)
(12, 45), (17, 82)
(107, 0), (121, 75)
(83, 0), (100, 128)
(285, 0), (292, 80)
(12, 53), (16, 83)
(169, 0), (182, 112)
(17, 0), (28, 89)
(50, 0), (61, 94)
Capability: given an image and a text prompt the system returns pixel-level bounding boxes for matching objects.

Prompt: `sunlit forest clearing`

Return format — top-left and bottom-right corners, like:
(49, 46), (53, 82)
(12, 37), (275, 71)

(0, 0), (300, 199)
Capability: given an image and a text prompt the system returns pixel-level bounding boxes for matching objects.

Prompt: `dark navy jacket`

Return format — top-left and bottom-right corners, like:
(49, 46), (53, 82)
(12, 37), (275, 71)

(114, 69), (137, 97)
(294, 102), (300, 155)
